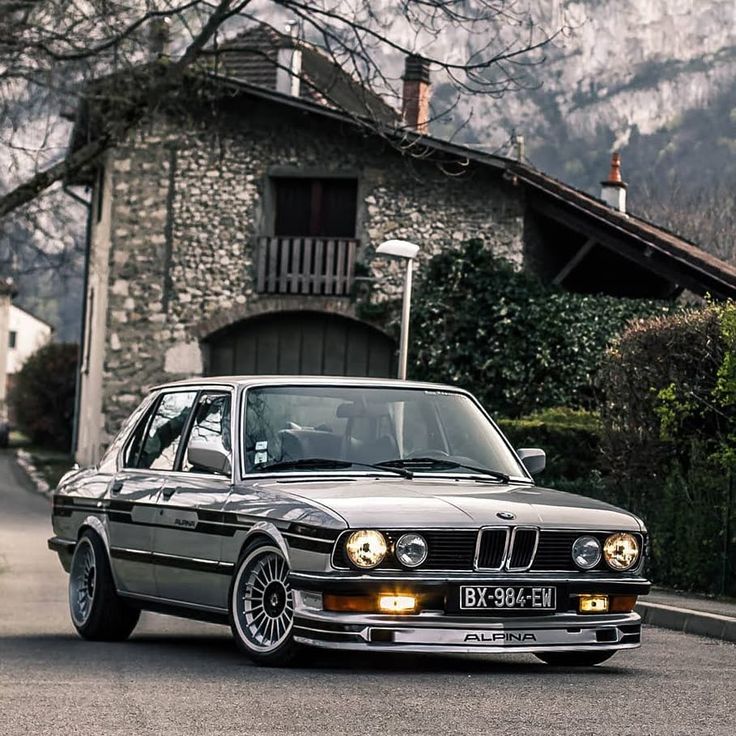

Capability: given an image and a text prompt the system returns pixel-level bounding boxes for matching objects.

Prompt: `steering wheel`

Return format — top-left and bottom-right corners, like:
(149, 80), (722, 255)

(405, 449), (450, 460)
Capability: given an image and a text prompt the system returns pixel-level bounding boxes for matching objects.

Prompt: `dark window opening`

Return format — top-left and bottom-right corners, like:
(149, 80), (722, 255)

(273, 177), (357, 237)
(8, 331), (16, 349)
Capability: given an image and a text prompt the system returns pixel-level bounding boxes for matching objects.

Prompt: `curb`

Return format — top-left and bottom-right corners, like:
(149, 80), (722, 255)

(15, 449), (52, 497)
(637, 601), (736, 643)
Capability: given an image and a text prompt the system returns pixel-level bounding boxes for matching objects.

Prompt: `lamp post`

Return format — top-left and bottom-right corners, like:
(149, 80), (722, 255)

(375, 239), (420, 380)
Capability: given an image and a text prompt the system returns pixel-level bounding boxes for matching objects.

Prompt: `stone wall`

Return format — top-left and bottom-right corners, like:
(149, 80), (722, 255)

(98, 102), (525, 440)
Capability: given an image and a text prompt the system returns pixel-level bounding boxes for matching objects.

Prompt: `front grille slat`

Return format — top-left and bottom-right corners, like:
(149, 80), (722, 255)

(508, 528), (538, 570)
(476, 528), (507, 569)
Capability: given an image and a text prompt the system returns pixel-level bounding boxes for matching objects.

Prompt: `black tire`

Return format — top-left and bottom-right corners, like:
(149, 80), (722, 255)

(228, 540), (302, 666)
(68, 530), (140, 641)
(535, 651), (617, 667)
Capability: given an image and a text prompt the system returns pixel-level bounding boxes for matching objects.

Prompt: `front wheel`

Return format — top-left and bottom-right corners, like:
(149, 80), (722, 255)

(69, 530), (140, 641)
(229, 542), (302, 666)
(535, 651), (617, 667)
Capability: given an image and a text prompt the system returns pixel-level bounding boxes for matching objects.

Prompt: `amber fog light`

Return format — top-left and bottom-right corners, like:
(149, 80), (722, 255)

(323, 594), (376, 613)
(578, 594), (609, 613)
(610, 595), (638, 613)
(378, 595), (417, 614)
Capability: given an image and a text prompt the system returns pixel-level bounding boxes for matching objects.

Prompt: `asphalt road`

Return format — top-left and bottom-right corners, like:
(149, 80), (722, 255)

(1, 450), (735, 736)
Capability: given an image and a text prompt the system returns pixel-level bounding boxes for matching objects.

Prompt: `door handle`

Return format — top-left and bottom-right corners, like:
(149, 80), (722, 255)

(111, 480), (123, 494)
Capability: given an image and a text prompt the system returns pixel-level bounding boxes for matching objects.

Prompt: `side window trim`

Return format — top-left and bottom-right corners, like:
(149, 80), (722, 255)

(172, 389), (203, 472)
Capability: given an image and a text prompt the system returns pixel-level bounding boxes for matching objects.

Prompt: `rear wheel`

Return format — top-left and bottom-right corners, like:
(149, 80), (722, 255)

(535, 651), (617, 667)
(229, 542), (301, 666)
(69, 530), (140, 641)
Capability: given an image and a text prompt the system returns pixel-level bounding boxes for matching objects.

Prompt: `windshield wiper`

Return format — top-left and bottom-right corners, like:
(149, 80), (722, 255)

(376, 457), (509, 483)
(252, 458), (413, 478)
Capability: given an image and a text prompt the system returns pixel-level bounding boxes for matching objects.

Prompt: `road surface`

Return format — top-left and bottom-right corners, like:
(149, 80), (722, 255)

(1, 449), (734, 735)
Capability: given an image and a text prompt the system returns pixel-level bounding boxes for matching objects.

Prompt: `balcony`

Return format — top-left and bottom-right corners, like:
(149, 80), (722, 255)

(255, 236), (359, 296)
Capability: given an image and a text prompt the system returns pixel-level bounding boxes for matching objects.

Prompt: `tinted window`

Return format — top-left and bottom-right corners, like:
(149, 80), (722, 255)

(243, 386), (525, 476)
(134, 391), (197, 470)
(273, 177), (357, 237)
(182, 393), (232, 473)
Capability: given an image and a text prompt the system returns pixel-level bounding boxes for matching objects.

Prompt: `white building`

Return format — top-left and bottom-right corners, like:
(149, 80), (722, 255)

(6, 305), (54, 375)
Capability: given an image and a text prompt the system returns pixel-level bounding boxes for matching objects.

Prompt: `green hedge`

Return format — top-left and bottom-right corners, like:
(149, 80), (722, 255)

(409, 240), (672, 417)
(598, 304), (736, 596)
(498, 407), (602, 483)
(10, 342), (78, 451)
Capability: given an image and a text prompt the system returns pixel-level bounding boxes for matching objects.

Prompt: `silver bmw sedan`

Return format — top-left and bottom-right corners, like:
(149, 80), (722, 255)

(49, 377), (649, 666)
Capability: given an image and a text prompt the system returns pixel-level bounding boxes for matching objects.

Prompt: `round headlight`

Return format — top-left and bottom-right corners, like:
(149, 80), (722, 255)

(572, 535), (602, 569)
(345, 530), (388, 569)
(395, 533), (428, 568)
(603, 532), (640, 571)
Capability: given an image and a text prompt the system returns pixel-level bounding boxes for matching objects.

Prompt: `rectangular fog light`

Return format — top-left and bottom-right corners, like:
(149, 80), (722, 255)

(579, 594), (609, 614)
(378, 595), (417, 614)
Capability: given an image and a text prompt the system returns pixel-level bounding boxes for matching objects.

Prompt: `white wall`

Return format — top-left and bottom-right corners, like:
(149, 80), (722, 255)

(6, 305), (53, 375)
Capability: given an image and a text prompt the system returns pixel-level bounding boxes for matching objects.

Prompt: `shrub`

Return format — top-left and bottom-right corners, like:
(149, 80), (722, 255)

(498, 407), (602, 482)
(409, 240), (672, 417)
(10, 343), (78, 451)
(598, 303), (736, 595)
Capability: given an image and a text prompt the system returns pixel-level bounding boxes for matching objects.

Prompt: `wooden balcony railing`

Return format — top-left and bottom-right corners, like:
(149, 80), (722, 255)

(255, 236), (359, 296)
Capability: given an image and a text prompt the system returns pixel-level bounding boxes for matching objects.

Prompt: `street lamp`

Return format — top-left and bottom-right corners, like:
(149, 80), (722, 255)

(375, 239), (420, 380)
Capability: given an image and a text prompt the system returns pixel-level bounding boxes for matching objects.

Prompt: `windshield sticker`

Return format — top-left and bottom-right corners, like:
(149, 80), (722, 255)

(254, 441), (268, 465)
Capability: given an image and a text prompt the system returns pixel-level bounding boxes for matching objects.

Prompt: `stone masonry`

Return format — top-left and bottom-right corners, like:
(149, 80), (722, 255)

(94, 100), (525, 446)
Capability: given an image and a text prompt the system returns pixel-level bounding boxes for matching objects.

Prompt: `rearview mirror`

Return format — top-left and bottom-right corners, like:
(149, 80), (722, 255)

(187, 440), (231, 476)
(516, 448), (546, 476)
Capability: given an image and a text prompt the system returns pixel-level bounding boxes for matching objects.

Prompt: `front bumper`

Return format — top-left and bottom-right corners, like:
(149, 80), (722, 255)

(290, 571), (648, 654)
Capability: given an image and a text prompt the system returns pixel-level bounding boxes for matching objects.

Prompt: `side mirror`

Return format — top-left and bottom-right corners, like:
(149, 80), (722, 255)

(187, 440), (231, 476)
(517, 448), (546, 476)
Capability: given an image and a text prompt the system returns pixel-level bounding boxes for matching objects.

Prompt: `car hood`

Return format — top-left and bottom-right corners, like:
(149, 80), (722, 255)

(262, 477), (643, 531)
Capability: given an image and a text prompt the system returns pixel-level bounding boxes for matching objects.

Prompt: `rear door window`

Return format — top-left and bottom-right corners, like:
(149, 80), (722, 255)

(132, 391), (198, 470)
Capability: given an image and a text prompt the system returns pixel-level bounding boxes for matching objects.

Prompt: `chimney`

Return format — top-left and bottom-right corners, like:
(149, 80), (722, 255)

(601, 152), (627, 213)
(402, 54), (431, 133)
(276, 26), (302, 97)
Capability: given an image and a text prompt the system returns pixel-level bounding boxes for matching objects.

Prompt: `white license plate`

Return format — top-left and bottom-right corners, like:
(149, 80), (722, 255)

(460, 585), (556, 610)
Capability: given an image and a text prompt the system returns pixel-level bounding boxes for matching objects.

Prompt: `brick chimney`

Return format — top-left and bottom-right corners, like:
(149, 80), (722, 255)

(402, 54), (431, 133)
(601, 152), (627, 213)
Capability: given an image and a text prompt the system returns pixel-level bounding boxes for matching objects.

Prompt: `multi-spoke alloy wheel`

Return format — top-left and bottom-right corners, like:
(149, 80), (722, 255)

(69, 537), (96, 626)
(229, 543), (301, 666)
(67, 530), (140, 641)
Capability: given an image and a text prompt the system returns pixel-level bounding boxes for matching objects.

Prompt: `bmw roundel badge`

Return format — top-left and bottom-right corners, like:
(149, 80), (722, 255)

(497, 511), (516, 520)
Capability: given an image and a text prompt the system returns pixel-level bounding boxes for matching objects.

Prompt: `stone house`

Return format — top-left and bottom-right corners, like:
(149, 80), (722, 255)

(67, 26), (736, 464)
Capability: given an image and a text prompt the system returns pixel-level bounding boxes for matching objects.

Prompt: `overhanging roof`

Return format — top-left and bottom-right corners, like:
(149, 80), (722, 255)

(67, 69), (736, 299)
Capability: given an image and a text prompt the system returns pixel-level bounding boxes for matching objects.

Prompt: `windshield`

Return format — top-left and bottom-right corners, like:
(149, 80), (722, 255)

(243, 385), (526, 478)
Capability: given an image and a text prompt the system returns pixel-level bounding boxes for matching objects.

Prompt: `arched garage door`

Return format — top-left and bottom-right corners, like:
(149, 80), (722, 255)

(205, 311), (396, 377)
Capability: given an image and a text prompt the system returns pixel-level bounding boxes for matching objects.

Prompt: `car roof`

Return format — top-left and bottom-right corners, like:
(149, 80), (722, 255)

(150, 375), (468, 393)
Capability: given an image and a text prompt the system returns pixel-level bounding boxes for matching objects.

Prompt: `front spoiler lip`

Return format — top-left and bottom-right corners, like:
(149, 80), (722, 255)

(292, 608), (642, 654)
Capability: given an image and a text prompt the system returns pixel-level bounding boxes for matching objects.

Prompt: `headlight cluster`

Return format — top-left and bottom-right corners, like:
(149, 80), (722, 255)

(345, 530), (428, 569)
(572, 532), (640, 571)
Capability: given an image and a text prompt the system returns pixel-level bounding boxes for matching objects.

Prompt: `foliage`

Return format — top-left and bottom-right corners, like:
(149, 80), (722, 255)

(10, 343), (78, 451)
(409, 240), (672, 417)
(498, 407), (602, 482)
(598, 303), (736, 595)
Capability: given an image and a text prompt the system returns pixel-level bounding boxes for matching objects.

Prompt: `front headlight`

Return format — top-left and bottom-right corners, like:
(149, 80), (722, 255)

(603, 532), (640, 571)
(572, 535), (602, 569)
(395, 533), (428, 568)
(345, 530), (388, 569)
